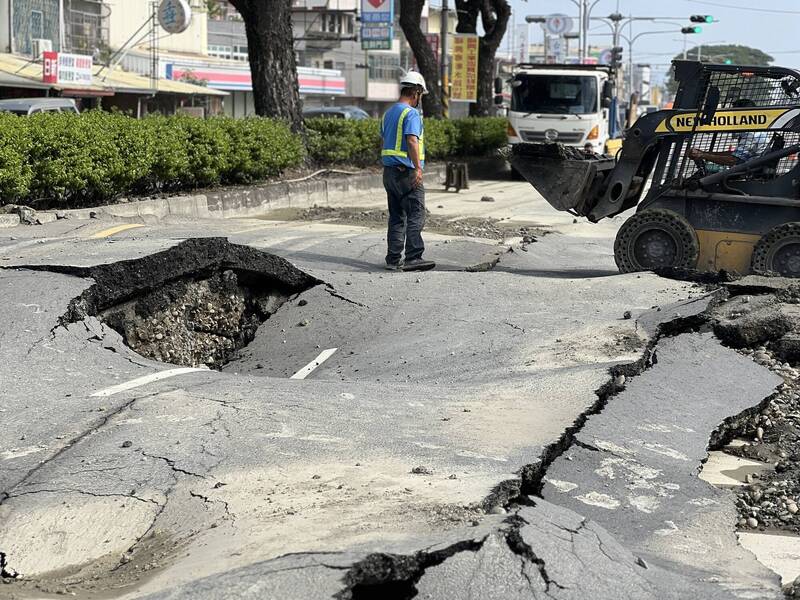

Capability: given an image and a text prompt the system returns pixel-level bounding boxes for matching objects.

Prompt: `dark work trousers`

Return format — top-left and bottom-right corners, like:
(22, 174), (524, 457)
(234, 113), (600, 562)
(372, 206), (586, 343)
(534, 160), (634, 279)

(383, 166), (426, 264)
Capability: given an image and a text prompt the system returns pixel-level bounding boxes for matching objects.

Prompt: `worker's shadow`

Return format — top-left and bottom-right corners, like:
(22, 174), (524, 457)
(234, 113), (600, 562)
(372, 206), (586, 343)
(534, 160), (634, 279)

(274, 250), (498, 273)
(494, 265), (621, 278)
(277, 250), (378, 271)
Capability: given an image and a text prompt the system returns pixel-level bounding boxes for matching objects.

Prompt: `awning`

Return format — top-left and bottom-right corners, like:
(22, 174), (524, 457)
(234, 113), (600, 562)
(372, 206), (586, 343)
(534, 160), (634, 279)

(165, 62), (347, 96)
(0, 52), (226, 97)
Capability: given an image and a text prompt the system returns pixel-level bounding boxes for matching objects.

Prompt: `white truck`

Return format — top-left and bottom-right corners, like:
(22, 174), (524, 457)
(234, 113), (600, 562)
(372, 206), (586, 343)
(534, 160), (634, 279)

(505, 64), (615, 154)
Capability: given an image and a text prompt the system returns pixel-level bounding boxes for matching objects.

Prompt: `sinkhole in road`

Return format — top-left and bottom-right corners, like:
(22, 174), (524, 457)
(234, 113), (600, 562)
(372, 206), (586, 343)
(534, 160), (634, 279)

(100, 268), (291, 368)
(42, 238), (321, 369)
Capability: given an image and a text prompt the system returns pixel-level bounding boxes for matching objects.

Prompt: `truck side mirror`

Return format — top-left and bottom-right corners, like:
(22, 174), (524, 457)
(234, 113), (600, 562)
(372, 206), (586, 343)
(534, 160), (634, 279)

(494, 94), (503, 105)
(601, 80), (614, 108)
(494, 77), (503, 94)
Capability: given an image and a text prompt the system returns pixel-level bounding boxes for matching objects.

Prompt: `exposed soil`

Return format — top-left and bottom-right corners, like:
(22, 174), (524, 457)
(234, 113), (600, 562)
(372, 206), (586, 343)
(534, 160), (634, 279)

(261, 205), (547, 242)
(101, 269), (290, 368)
(24, 238), (320, 369)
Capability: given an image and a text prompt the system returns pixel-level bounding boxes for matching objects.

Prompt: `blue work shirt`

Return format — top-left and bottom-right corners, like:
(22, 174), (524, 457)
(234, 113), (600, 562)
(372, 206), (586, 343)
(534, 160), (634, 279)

(381, 102), (425, 169)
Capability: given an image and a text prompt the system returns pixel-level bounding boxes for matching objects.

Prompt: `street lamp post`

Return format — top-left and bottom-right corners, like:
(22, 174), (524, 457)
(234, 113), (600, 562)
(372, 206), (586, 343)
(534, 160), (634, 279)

(619, 30), (675, 100)
(566, 0), (602, 63)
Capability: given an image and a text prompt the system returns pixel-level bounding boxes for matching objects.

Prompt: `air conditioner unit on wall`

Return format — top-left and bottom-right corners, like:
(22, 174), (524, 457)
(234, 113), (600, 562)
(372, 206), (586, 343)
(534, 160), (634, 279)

(32, 38), (53, 58)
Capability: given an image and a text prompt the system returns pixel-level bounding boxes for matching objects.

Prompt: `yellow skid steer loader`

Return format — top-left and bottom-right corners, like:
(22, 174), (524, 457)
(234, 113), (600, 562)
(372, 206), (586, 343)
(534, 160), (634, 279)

(510, 60), (800, 276)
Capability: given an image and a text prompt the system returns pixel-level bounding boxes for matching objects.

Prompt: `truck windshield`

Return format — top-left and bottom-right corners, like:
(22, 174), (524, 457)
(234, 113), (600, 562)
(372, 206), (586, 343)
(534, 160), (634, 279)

(511, 74), (598, 115)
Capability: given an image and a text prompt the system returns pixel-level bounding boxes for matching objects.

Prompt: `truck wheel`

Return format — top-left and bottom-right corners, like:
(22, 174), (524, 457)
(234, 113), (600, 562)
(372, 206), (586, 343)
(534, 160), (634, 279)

(614, 209), (699, 273)
(752, 222), (800, 277)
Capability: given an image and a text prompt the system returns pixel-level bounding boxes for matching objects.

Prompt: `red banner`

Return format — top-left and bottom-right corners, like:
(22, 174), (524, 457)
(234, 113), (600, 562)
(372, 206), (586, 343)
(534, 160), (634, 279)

(42, 51), (58, 84)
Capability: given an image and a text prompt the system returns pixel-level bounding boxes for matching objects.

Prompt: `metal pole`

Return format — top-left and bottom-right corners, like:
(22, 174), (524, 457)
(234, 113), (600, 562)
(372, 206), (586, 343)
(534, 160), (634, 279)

(541, 24), (547, 62)
(440, 0), (448, 117)
(582, 0), (589, 62)
(58, 0), (65, 51)
(698, 44), (702, 61)
(682, 34), (687, 60)
(577, 1), (584, 62)
(150, 2), (158, 91)
(613, 19), (621, 100)
(627, 15), (633, 98)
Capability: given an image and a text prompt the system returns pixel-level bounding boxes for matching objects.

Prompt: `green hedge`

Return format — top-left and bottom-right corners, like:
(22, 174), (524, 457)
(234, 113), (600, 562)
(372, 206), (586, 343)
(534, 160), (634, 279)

(305, 117), (381, 165)
(0, 112), (506, 207)
(3, 112), (305, 207)
(305, 116), (507, 165)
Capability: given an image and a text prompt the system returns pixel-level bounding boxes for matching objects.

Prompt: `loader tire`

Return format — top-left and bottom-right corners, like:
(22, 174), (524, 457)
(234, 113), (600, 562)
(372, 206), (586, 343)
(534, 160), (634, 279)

(752, 222), (800, 277)
(614, 209), (699, 273)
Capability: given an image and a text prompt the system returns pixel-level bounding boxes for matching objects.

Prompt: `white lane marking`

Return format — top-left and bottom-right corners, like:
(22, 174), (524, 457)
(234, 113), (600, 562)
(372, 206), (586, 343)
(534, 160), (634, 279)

(91, 367), (207, 397)
(290, 348), (338, 380)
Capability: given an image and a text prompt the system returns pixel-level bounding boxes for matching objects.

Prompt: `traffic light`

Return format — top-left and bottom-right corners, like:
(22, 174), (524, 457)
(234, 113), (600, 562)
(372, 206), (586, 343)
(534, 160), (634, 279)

(681, 26), (702, 34)
(610, 46), (623, 69)
(724, 58), (733, 65)
(690, 15), (713, 23)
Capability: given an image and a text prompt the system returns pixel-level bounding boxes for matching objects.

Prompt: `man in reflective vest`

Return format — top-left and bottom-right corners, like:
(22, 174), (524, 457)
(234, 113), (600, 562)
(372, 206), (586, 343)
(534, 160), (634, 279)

(380, 71), (435, 271)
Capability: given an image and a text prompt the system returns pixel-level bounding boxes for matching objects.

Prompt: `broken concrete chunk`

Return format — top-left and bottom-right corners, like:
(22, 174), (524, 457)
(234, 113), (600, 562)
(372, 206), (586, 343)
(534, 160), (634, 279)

(772, 332), (800, 363)
(712, 295), (793, 348)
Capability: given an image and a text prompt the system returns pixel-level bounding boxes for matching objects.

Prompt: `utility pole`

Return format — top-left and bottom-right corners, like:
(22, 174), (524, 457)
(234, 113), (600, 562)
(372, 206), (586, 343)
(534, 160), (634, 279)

(440, 0), (449, 118)
(577, 1), (584, 62)
(58, 0), (65, 51)
(627, 15), (633, 99)
(582, 0), (589, 63)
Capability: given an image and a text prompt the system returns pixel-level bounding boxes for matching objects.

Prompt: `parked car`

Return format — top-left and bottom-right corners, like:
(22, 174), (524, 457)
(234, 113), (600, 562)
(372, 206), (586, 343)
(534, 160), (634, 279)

(303, 106), (370, 120)
(0, 98), (79, 115)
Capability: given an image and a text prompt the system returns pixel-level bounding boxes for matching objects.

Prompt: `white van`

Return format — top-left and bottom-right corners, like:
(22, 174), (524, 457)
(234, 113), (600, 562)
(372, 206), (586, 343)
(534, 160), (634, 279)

(0, 98), (79, 116)
(506, 64), (614, 153)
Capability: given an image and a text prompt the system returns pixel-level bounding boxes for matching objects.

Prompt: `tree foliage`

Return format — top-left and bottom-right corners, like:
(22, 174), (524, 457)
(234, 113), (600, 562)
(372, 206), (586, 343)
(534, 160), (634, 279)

(666, 44), (774, 93)
(204, 0), (223, 18)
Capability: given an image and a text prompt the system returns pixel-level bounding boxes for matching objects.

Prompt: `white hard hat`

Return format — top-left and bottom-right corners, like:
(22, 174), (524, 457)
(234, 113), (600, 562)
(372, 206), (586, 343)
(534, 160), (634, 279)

(400, 70), (428, 94)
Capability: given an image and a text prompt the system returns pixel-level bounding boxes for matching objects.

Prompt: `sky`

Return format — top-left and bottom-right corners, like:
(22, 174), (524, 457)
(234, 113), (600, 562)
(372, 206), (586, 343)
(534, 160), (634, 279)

(494, 0), (800, 85)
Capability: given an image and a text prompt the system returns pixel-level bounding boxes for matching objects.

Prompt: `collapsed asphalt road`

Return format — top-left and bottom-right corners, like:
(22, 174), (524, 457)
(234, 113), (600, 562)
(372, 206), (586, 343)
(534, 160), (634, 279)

(0, 189), (796, 599)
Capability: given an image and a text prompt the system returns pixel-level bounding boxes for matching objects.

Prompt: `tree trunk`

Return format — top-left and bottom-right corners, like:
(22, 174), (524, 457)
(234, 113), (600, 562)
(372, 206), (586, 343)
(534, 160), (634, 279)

(454, 0), (480, 33)
(399, 0), (443, 118)
(228, 0), (304, 131)
(454, 0), (510, 116)
(471, 0), (510, 116)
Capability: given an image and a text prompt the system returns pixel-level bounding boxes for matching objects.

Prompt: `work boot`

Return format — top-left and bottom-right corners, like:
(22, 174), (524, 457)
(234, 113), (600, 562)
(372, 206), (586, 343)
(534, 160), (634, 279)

(384, 261), (403, 271)
(402, 258), (435, 271)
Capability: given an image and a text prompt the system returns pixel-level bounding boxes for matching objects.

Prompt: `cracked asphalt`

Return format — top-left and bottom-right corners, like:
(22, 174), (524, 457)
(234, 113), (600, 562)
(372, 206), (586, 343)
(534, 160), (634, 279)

(0, 179), (787, 598)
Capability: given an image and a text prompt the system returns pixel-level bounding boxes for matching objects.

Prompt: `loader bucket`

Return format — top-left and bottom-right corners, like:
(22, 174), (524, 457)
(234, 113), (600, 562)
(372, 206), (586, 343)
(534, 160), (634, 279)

(509, 143), (616, 217)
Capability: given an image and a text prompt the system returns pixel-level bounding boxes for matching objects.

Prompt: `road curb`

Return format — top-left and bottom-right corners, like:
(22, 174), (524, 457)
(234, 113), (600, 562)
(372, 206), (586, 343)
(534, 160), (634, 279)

(9, 167), (446, 228)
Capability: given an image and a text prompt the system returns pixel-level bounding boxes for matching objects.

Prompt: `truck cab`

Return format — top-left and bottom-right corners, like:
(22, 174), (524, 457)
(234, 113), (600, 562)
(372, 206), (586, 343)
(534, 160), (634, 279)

(506, 64), (614, 154)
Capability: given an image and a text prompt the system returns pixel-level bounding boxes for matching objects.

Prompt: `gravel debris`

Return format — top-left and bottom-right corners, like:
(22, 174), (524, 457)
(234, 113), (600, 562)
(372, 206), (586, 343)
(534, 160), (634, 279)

(263, 205), (548, 241)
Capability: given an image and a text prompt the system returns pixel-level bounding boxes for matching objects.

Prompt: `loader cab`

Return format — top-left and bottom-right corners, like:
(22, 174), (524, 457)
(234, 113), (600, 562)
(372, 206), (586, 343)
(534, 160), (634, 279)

(506, 65), (612, 153)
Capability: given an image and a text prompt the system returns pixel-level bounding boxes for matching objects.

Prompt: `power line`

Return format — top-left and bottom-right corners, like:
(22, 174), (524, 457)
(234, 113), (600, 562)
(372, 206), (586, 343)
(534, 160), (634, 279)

(681, 0), (800, 15)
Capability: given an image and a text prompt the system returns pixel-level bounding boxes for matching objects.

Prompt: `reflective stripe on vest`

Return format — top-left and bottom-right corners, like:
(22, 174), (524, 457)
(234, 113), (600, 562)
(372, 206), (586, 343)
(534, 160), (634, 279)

(381, 107), (424, 160)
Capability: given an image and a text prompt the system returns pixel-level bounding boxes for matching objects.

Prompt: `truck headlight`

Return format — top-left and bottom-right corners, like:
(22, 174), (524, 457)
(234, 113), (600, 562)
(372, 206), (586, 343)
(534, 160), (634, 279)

(587, 125), (599, 140)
